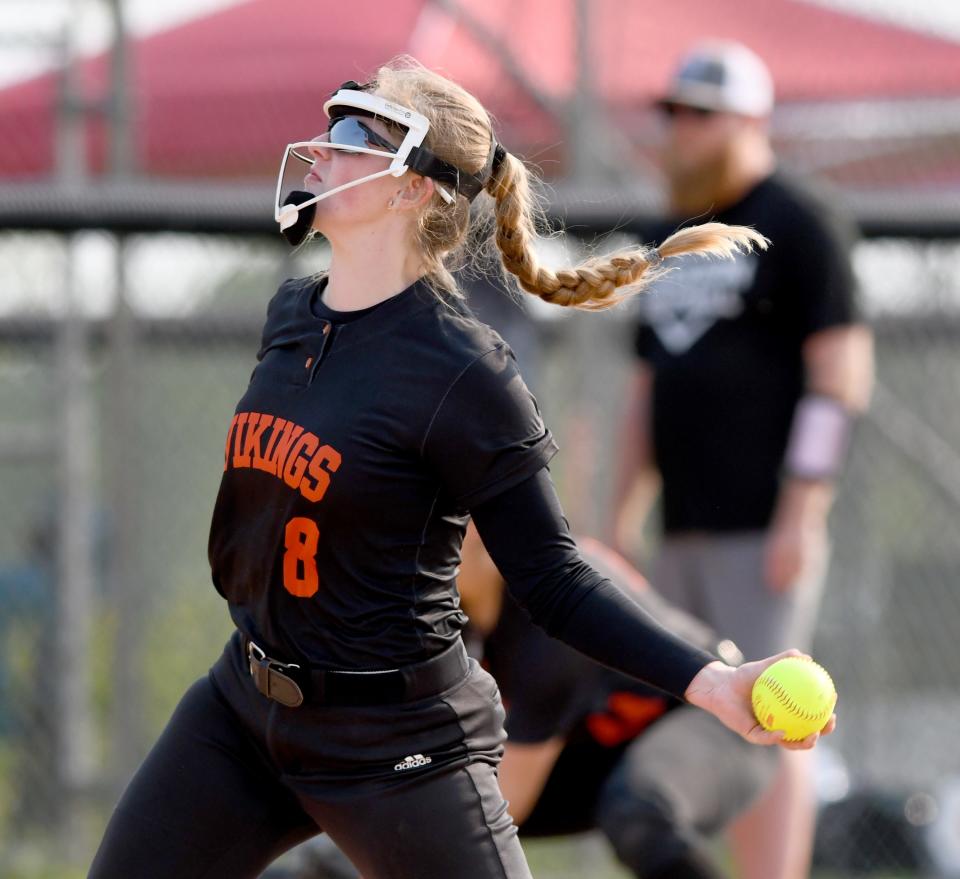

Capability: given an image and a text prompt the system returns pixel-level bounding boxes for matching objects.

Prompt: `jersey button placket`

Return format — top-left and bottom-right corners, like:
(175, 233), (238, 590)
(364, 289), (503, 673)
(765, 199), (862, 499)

(307, 322), (333, 386)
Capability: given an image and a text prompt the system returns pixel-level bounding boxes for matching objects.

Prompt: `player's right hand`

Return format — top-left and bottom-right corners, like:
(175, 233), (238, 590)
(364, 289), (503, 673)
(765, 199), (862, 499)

(683, 651), (837, 749)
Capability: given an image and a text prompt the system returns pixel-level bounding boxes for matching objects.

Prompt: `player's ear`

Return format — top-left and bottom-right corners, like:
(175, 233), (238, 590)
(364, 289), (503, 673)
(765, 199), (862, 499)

(389, 174), (436, 212)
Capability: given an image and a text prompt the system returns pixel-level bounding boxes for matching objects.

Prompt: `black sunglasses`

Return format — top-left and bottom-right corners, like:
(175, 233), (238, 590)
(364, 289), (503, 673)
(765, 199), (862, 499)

(326, 116), (399, 154)
(658, 102), (717, 120)
(290, 116), (400, 165)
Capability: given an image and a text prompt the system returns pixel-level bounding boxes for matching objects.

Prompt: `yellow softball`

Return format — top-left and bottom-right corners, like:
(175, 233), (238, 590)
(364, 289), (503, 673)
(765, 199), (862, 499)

(751, 657), (837, 741)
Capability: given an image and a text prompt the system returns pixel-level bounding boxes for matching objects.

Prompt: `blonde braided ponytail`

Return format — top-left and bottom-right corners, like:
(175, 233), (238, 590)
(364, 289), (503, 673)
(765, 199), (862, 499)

(487, 152), (769, 310)
(370, 58), (767, 305)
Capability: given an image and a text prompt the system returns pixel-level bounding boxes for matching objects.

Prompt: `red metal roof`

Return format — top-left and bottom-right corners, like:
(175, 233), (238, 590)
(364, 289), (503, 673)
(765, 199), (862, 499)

(1, 0), (958, 180)
(417, 0), (960, 106)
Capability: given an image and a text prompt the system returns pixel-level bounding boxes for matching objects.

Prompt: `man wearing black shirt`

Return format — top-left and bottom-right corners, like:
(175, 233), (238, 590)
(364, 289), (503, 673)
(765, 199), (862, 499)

(612, 42), (874, 879)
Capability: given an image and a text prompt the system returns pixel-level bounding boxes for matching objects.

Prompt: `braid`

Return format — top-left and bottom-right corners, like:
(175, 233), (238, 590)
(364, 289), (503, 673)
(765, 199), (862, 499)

(657, 222), (769, 261)
(487, 153), (769, 311)
(370, 59), (767, 307)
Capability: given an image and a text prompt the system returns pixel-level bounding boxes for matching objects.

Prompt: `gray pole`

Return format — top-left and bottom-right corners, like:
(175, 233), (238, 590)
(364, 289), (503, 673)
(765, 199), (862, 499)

(566, 0), (608, 534)
(103, 0), (145, 785)
(104, 245), (144, 785)
(567, 0), (629, 186)
(53, 0), (97, 860)
(107, 0), (134, 180)
(569, 0), (596, 185)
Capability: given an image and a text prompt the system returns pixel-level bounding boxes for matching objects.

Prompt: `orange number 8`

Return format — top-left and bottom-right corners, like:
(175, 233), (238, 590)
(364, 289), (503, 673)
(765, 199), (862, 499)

(283, 517), (320, 598)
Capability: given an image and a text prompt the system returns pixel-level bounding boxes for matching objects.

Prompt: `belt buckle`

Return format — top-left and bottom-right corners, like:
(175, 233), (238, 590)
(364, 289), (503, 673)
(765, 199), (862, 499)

(247, 639), (266, 670)
(247, 639), (305, 708)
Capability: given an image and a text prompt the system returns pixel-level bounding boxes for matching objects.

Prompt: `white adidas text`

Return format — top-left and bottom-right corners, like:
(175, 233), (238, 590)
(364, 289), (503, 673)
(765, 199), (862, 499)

(394, 754), (432, 771)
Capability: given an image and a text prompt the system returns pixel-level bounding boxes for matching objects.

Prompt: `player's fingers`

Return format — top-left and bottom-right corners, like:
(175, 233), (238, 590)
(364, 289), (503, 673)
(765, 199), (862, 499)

(781, 731), (820, 751)
(750, 649), (807, 676)
(820, 713), (837, 736)
(746, 725), (786, 747)
(748, 723), (825, 750)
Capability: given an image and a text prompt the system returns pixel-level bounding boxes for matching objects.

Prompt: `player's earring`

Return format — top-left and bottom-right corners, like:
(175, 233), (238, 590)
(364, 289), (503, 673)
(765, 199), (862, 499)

(387, 197), (396, 210)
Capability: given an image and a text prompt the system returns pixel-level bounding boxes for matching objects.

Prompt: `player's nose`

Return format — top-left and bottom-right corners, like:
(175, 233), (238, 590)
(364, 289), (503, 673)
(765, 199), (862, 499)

(306, 135), (332, 163)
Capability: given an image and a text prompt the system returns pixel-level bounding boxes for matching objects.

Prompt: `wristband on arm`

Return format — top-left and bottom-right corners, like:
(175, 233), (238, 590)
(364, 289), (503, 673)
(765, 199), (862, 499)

(783, 394), (855, 481)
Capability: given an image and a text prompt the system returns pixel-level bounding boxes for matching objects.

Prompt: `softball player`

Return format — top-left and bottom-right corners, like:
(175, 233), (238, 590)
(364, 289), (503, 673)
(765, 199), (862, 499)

(475, 537), (779, 879)
(89, 60), (831, 879)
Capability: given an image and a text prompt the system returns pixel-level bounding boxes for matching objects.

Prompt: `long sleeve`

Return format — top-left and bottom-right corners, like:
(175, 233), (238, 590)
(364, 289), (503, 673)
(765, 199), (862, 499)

(470, 468), (716, 701)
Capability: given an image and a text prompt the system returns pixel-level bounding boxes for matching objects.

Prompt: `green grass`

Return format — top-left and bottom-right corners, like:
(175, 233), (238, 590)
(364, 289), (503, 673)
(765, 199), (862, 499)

(0, 837), (920, 879)
(522, 834), (918, 879)
(5, 869), (86, 879)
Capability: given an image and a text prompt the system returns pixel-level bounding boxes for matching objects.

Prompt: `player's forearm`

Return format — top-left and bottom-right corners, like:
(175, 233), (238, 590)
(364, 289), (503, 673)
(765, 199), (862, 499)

(609, 365), (658, 543)
(544, 574), (715, 699)
(775, 325), (874, 511)
(611, 435), (643, 527)
(803, 323), (874, 412)
(472, 469), (715, 701)
(772, 478), (834, 529)
(612, 468), (661, 549)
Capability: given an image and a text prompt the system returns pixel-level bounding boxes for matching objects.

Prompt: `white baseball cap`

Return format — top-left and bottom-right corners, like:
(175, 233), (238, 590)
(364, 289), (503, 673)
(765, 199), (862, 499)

(657, 41), (774, 118)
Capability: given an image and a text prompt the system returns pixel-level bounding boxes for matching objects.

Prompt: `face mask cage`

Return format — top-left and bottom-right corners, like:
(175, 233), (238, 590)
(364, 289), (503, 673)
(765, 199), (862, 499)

(274, 80), (503, 239)
(274, 85), (450, 232)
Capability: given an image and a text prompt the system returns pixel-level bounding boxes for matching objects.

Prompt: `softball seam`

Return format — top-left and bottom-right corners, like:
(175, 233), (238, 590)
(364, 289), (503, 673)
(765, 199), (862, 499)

(755, 672), (834, 724)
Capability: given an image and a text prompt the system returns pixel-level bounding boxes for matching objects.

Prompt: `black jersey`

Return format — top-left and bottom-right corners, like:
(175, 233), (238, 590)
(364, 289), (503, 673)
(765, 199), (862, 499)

(208, 276), (557, 669)
(483, 539), (723, 746)
(634, 171), (859, 532)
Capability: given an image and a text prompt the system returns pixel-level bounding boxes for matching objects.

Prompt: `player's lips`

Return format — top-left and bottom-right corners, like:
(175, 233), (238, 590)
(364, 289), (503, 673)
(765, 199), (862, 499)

(305, 171), (323, 185)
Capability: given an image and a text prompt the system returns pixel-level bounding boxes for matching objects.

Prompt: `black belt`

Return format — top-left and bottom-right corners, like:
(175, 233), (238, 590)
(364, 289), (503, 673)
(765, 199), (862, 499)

(243, 635), (469, 709)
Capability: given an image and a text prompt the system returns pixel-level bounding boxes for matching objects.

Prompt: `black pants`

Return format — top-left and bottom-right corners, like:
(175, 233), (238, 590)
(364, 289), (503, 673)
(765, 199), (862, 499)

(89, 633), (530, 879)
(278, 706), (778, 879)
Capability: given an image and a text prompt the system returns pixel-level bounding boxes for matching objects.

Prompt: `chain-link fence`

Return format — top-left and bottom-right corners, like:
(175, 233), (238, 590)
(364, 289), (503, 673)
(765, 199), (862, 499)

(3, 3), (960, 874)
(1, 228), (959, 877)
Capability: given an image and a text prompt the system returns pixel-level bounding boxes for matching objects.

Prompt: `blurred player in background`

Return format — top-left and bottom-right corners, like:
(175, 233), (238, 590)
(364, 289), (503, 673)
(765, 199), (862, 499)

(464, 530), (780, 879)
(268, 529), (778, 879)
(612, 41), (874, 879)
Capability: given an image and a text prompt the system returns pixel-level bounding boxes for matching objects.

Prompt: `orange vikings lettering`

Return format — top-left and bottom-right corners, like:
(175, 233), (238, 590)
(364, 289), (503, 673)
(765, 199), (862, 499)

(222, 412), (342, 504)
(268, 421), (305, 474)
(236, 412), (275, 469)
(223, 414), (240, 471)
(300, 445), (342, 503)
(230, 412), (251, 469)
(254, 417), (287, 474)
(282, 432), (320, 491)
